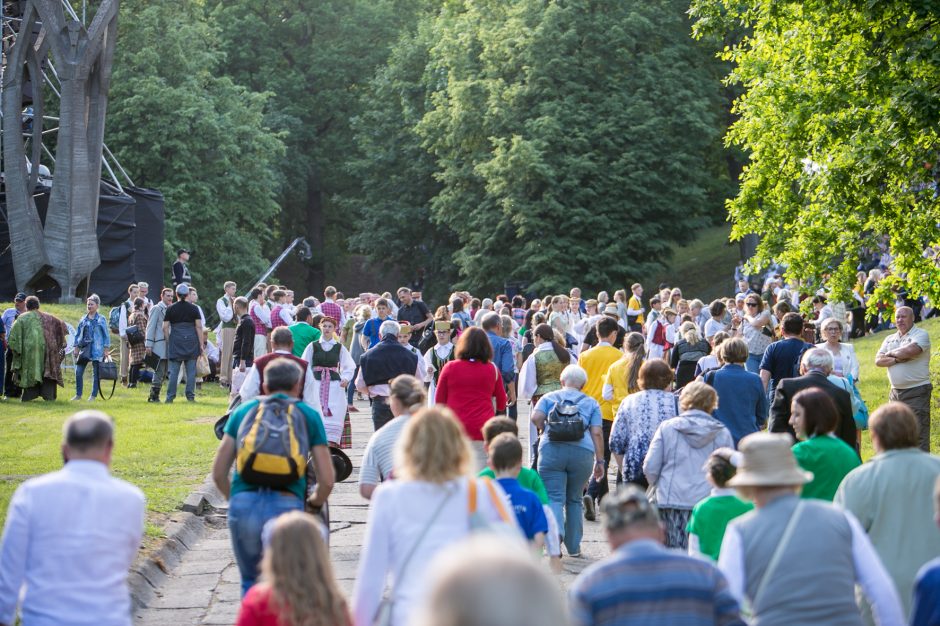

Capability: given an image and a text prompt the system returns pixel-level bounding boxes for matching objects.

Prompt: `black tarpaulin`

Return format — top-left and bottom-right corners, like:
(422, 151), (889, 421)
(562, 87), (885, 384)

(126, 186), (165, 295)
(88, 189), (136, 305)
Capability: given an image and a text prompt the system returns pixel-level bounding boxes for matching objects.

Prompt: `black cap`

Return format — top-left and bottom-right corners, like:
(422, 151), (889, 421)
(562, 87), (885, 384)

(177, 248), (190, 256)
(14, 292), (26, 301)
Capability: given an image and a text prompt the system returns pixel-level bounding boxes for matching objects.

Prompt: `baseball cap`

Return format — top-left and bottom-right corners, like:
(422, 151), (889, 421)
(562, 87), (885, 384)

(14, 292), (26, 302)
(176, 283), (190, 296)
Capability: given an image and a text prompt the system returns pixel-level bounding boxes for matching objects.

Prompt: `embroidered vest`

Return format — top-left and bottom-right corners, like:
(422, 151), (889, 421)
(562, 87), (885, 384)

(271, 305), (288, 329)
(220, 296), (237, 329)
(249, 304), (267, 335)
(534, 350), (565, 396)
(430, 344), (455, 384)
(254, 352), (309, 399)
(310, 342), (341, 381)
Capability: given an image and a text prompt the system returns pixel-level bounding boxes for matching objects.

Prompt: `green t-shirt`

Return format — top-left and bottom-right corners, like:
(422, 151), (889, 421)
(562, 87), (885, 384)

(793, 435), (861, 501)
(225, 394), (328, 500)
(478, 466), (549, 505)
(687, 494), (754, 561)
(289, 322), (321, 358)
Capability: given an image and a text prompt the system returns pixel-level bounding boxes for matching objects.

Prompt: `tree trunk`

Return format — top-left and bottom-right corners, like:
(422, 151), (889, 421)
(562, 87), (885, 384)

(305, 166), (326, 292)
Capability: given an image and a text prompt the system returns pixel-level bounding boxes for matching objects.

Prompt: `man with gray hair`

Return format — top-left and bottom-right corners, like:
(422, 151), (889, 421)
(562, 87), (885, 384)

(569, 485), (743, 626)
(876, 305), (932, 451)
(769, 347), (857, 451)
(356, 319), (421, 431)
(0, 411), (145, 626)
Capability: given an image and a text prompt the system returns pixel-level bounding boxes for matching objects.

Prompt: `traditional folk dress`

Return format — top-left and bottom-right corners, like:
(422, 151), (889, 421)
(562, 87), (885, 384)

(302, 338), (356, 448)
(423, 342), (455, 408)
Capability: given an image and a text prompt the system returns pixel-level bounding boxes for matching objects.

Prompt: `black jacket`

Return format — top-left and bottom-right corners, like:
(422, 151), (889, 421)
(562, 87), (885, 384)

(233, 314), (255, 367)
(769, 371), (858, 453)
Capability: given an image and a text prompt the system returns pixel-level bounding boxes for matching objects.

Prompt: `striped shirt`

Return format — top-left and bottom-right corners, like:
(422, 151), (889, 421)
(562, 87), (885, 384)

(569, 539), (744, 626)
(359, 413), (411, 487)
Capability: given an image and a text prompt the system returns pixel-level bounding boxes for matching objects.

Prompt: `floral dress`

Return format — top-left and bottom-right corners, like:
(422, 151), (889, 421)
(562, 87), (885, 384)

(609, 389), (678, 487)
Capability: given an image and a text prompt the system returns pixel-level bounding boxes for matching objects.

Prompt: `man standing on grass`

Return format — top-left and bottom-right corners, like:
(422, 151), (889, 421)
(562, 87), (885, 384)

(162, 284), (203, 403)
(216, 281), (237, 389)
(145, 288), (174, 403)
(0, 411), (145, 626)
(875, 305), (933, 451)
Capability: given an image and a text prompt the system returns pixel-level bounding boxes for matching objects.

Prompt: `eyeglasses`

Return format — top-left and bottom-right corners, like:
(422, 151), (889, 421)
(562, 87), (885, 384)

(825, 327), (841, 332)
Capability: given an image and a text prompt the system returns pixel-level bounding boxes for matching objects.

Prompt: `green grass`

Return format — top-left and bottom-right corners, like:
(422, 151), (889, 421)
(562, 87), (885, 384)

(0, 302), (228, 539)
(653, 223), (740, 302)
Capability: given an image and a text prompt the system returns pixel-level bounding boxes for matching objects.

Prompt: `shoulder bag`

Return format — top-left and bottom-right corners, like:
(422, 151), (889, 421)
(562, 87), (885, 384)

(97, 355), (118, 400)
(751, 501), (806, 615)
(372, 487), (454, 626)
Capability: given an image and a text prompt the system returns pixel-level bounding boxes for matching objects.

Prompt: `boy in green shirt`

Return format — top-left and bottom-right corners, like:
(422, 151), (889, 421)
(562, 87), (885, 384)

(687, 448), (753, 561)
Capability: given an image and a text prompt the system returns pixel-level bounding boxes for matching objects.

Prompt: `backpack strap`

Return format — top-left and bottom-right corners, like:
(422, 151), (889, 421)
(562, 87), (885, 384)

(482, 478), (513, 524)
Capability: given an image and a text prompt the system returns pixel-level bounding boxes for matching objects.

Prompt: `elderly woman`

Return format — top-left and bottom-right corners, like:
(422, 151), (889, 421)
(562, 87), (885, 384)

(836, 403), (940, 621)
(704, 338), (767, 446)
(816, 317), (859, 381)
(352, 407), (516, 626)
(732, 295), (774, 373)
(643, 382), (733, 548)
(531, 364), (605, 558)
(718, 433), (904, 626)
(609, 359), (677, 489)
(789, 388), (860, 501)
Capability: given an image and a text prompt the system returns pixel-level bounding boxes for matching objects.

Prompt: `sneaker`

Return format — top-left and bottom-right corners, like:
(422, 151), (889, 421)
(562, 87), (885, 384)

(165, 399), (174, 404)
(583, 495), (596, 521)
(567, 551), (582, 558)
(87, 396), (96, 402)
(71, 395), (81, 401)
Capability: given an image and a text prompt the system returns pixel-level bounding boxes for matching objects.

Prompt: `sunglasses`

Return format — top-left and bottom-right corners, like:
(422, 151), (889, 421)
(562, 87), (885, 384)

(746, 302), (759, 307)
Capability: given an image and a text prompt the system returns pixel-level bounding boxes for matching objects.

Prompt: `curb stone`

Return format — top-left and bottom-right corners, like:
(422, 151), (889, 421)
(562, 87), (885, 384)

(129, 474), (223, 610)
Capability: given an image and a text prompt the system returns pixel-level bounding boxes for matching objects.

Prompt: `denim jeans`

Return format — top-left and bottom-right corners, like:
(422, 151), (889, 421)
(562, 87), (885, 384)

(538, 442), (594, 555)
(371, 397), (394, 431)
(745, 353), (762, 374)
(346, 365), (359, 405)
(166, 359), (196, 401)
(75, 360), (101, 398)
(228, 489), (303, 595)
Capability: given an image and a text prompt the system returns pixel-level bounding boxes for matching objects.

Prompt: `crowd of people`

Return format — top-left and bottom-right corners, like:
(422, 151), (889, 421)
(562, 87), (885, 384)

(1, 271), (939, 626)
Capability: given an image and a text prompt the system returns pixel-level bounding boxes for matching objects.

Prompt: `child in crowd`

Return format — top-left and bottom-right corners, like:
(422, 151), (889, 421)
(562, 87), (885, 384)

(488, 433), (548, 551)
(686, 447), (754, 561)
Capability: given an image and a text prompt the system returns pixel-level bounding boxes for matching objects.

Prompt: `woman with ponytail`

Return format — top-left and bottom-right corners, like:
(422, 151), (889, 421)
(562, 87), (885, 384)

(518, 323), (574, 467)
(601, 331), (646, 419)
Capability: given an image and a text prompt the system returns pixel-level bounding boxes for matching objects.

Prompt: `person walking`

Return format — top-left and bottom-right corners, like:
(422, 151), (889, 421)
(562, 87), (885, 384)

(687, 448), (753, 562)
(717, 432), (904, 626)
(216, 281), (238, 389)
(531, 365), (605, 558)
(704, 338), (767, 446)
(352, 407), (516, 626)
(356, 320), (422, 431)
(643, 382), (734, 549)
(162, 284), (204, 403)
(73, 295), (111, 401)
(875, 305), (932, 451)
(144, 288), (173, 403)
(301, 316), (356, 448)
(570, 485), (744, 626)
(758, 312), (811, 402)
(789, 389), (860, 501)
(835, 402), (940, 622)
(0, 411), (145, 626)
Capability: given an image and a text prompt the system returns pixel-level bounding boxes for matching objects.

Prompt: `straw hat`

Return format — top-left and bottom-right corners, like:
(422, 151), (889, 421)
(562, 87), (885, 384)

(603, 304), (619, 317)
(726, 433), (813, 487)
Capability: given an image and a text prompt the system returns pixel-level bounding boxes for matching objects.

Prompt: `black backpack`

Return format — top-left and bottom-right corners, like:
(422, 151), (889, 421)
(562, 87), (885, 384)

(546, 394), (588, 442)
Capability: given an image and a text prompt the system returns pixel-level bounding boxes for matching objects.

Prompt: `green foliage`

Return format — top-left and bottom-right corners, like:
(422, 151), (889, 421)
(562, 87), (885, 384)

(107, 1), (285, 292)
(690, 0), (940, 305)
(413, 0), (731, 294)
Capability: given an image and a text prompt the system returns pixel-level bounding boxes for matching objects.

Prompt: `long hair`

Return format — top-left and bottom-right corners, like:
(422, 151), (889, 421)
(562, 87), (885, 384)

(533, 323), (571, 364)
(262, 512), (348, 626)
(619, 332), (646, 394)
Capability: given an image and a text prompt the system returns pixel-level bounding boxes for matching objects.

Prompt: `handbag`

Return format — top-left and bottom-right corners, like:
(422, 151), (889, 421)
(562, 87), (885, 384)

(97, 356), (118, 401)
(125, 325), (145, 347)
(196, 354), (211, 378)
(372, 488), (455, 626)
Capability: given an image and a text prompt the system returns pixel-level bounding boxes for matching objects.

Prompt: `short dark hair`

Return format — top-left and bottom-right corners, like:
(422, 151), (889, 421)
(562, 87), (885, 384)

(781, 312), (804, 335)
(295, 306), (312, 323)
(792, 388), (838, 437)
(271, 327), (294, 348)
(25, 295), (40, 310)
(376, 298), (390, 309)
(233, 297), (249, 313)
(482, 416), (518, 444)
(452, 298), (465, 313)
(264, 358), (302, 393)
(870, 402), (920, 450)
(489, 433), (523, 472)
(596, 317), (619, 338)
(63, 411), (114, 452)
(455, 327), (493, 363)
(704, 449), (737, 488)
(638, 359), (673, 390)
(249, 287), (263, 301)
(709, 299), (726, 317)
(511, 295), (525, 308)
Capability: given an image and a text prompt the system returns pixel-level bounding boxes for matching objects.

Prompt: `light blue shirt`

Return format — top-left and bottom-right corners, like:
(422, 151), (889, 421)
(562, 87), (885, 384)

(535, 388), (602, 452)
(0, 460), (146, 626)
(486, 330), (516, 383)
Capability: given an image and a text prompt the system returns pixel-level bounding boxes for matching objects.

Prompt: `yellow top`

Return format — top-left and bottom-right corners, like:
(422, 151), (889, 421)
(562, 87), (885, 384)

(578, 344), (622, 421)
(603, 357), (638, 419)
(628, 295), (644, 324)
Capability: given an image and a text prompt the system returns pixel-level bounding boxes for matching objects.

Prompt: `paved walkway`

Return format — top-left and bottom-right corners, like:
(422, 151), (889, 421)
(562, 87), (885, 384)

(134, 398), (609, 625)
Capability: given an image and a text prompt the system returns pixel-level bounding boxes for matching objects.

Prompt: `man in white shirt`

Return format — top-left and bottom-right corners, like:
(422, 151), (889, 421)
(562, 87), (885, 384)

(117, 283), (140, 385)
(216, 281), (238, 388)
(137, 282), (153, 312)
(0, 411), (145, 626)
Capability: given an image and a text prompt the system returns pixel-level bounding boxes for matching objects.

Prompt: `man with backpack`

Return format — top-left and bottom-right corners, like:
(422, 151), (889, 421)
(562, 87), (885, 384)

(212, 357), (335, 595)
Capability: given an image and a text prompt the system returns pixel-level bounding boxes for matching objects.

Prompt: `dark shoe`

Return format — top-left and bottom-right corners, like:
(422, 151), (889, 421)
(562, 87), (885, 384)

(127, 383), (137, 389)
(165, 399), (174, 404)
(186, 397), (196, 403)
(583, 495), (596, 521)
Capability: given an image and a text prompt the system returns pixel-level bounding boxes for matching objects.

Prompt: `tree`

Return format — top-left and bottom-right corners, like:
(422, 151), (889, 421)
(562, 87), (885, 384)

(690, 0), (940, 303)
(106, 1), (284, 291)
(418, 0), (730, 294)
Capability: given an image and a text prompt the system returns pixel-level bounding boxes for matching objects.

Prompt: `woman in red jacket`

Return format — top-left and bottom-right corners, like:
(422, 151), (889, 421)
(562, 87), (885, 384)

(435, 326), (508, 468)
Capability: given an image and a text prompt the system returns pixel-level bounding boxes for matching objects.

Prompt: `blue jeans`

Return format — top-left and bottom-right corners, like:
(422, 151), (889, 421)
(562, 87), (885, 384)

(538, 443), (594, 555)
(75, 360), (100, 398)
(228, 489), (303, 595)
(165, 359), (196, 401)
(346, 365), (359, 405)
(745, 353), (762, 374)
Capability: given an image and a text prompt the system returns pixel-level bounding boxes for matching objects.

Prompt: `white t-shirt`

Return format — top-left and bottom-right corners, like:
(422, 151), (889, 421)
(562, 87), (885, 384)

(878, 326), (931, 389)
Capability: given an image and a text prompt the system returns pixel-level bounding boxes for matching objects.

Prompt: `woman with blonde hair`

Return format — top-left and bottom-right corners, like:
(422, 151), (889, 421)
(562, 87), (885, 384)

(602, 331), (645, 417)
(353, 407), (517, 626)
(235, 511), (350, 626)
(670, 321), (711, 388)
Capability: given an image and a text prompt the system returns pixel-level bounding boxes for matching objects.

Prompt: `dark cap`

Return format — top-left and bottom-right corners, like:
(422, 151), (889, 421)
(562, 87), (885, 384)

(14, 292), (27, 301)
(177, 248), (190, 256)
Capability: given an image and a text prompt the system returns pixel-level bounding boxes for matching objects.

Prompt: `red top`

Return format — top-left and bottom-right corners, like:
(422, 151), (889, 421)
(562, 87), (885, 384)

(435, 359), (507, 440)
(236, 583), (351, 626)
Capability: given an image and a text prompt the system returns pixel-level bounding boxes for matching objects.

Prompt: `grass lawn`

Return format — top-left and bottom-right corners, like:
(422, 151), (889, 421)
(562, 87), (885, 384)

(0, 302), (229, 542)
(652, 223), (740, 302)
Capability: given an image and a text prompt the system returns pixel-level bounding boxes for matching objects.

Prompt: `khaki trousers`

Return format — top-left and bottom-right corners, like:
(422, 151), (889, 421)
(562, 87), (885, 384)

(219, 327), (236, 385)
(890, 383), (933, 452)
(120, 336), (129, 380)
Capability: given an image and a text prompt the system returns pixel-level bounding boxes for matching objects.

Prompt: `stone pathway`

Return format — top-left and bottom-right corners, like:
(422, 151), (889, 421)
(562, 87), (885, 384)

(134, 398), (609, 625)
